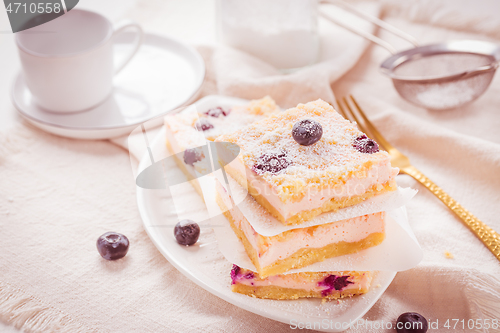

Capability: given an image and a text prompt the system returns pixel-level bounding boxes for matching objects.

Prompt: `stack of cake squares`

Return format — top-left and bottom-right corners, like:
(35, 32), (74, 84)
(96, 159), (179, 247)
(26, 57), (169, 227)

(214, 99), (399, 300)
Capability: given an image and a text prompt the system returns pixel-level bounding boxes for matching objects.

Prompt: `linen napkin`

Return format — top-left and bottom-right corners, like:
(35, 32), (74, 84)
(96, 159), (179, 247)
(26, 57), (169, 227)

(1, 1), (500, 333)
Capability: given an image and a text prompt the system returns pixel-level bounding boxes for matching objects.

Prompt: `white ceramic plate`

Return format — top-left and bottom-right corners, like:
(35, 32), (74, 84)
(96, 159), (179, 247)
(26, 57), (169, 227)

(11, 32), (205, 140)
(135, 95), (397, 332)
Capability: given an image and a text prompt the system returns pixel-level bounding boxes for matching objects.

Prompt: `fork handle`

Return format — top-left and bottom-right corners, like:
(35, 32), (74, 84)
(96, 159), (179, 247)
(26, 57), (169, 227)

(402, 166), (500, 262)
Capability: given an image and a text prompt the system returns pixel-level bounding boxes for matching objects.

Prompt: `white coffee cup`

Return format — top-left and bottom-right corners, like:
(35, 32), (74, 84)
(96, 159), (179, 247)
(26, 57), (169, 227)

(15, 9), (143, 113)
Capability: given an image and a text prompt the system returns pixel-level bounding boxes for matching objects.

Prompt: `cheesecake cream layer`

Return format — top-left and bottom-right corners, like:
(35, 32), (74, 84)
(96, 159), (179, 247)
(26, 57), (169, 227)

(216, 180), (386, 277)
(231, 266), (372, 299)
(225, 155), (397, 225)
(166, 140), (204, 196)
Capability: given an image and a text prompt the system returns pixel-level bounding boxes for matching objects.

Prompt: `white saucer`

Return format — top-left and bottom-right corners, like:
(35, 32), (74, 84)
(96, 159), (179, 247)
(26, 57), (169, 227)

(11, 33), (205, 140)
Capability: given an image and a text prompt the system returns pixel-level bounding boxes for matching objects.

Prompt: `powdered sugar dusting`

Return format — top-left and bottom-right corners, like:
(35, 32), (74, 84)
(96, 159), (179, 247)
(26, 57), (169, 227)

(164, 96), (280, 150)
(217, 100), (393, 197)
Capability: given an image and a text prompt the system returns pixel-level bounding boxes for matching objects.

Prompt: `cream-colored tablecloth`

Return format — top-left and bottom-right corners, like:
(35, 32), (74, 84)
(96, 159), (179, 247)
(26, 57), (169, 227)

(1, 1), (500, 332)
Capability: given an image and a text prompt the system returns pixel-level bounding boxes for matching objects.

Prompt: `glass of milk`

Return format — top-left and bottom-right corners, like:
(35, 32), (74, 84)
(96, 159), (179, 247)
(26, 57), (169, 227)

(216, 0), (319, 71)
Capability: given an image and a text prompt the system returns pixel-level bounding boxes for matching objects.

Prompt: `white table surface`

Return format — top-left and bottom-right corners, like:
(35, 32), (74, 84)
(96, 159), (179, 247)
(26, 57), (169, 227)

(0, 0), (214, 331)
(1, 0), (500, 331)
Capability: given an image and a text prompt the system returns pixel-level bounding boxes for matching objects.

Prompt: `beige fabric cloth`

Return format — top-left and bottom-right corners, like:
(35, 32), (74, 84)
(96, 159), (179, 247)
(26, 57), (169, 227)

(1, 1), (500, 332)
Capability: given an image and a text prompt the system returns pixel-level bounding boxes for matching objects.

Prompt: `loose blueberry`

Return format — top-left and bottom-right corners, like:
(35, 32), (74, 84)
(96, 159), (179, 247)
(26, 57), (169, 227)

(292, 119), (323, 146)
(96, 232), (129, 260)
(194, 118), (214, 131)
(252, 150), (291, 175)
(205, 107), (230, 117)
(183, 148), (203, 166)
(353, 135), (379, 154)
(174, 219), (200, 246)
(396, 312), (428, 333)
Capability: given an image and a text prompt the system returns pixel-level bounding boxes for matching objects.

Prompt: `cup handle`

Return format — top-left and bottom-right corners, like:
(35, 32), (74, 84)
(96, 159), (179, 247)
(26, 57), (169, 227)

(112, 21), (144, 75)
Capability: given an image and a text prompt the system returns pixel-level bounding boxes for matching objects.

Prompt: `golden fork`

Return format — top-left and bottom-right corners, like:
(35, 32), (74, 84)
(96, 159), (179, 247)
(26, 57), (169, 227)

(337, 95), (500, 262)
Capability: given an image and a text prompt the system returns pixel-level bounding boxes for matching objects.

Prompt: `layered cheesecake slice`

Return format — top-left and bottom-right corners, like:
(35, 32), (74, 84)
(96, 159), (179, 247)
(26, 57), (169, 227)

(231, 265), (372, 299)
(216, 99), (399, 225)
(164, 96), (279, 195)
(216, 179), (385, 278)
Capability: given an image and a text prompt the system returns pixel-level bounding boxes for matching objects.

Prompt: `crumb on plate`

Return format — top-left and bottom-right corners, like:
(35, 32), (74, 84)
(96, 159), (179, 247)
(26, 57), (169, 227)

(444, 251), (454, 259)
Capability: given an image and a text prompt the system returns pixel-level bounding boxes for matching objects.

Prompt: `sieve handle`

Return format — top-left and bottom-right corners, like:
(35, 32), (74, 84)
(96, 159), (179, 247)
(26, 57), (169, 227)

(319, 0), (419, 54)
(461, 60), (499, 79)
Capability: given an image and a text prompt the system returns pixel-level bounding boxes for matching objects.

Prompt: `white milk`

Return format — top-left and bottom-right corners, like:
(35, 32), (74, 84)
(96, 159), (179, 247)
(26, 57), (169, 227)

(217, 0), (319, 71)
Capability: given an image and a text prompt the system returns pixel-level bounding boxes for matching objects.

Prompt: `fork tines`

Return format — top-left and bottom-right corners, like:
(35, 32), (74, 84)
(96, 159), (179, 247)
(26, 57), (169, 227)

(336, 95), (392, 153)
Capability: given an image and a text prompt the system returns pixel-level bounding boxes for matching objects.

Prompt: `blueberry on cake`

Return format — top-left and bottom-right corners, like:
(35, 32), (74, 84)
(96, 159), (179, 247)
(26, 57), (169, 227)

(215, 99), (398, 225)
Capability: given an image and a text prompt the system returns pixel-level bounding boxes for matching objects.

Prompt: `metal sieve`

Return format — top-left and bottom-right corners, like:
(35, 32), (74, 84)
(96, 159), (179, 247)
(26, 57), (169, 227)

(320, 0), (500, 110)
